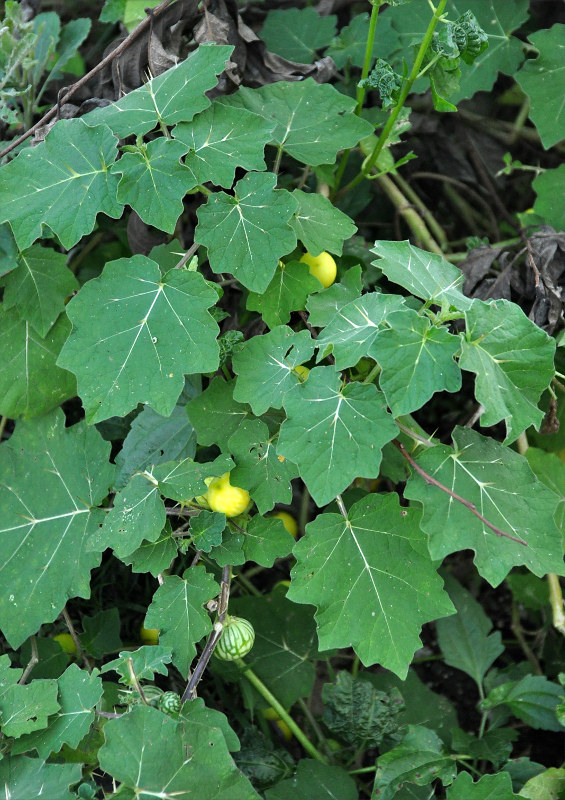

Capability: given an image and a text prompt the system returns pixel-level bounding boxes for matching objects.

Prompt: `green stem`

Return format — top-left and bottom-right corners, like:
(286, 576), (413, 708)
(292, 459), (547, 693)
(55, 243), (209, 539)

(362, 362), (381, 384)
(547, 573), (565, 637)
(236, 660), (328, 763)
(333, 0), (383, 196)
(0, 416), (8, 441)
(355, 0), (383, 115)
(298, 485), (310, 536)
(339, 0), (447, 198)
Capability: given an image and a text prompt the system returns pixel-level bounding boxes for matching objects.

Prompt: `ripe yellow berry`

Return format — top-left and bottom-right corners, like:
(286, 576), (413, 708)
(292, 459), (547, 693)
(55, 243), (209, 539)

(140, 626), (160, 645)
(53, 633), (76, 654)
(206, 473), (250, 517)
(271, 511), (298, 538)
(300, 250), (337, 288)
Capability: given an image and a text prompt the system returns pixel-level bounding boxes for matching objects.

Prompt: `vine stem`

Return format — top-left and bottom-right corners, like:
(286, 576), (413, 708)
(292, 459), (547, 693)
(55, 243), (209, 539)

(235, 659), (329, 764)
(338, 0), (447, 199)
(0, 0), (177, 159)
(181, 565), (231, 702)
(393, 439), (528, 546)
(375, 173), (443, 254)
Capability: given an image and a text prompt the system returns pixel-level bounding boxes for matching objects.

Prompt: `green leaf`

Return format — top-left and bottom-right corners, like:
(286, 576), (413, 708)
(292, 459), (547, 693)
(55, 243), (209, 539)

(287, 494), (454, 677)
(0, 119), (122, 251)
(231, 593), (320, 709)
(448, 0), (529, 102)
(480, 675), (564, 731)
(533, 165), (565, 231)
(450, 728), (517, 770)
(0, 308), (77, 419)
(102, 646), (173, 685)
(0, 679), (59, 738)
(322, 670), (405, 748)
(173, 101), (274, 188)
(242, 516), (295, 565)
(80, 608), (122, 658)
(112, 138), (194, 233)
(363, 668), (458, 745)
(374, 309), (462, 415)
(98, 703), (259, 799)
(316, 292), (406, 370)
(326, 12), (400, 69)
(189, 510), (226, 552)
(306, 265), (363, 327)
(520, 767), (565, 800)
(373, 725), (457, 800)
(233, 326), (315, 416)
(145, 567), (218, 676)
(122, 525), (178, 576)
(87, 471), (165, 559)
(186, 378), (254, 451)
(459, 299), (556, 443)
(196, 172), (298, 293)
(265, 760), (358, 800)
(12, 665), (102, 757)
(260, 8), (336, 64)
(371, 240), (472, 310)
(404, 427), (564, 587)
(114, 383), (198, 490)
(524, 448), (565, 543)
(435, 574), (503, 689)
(447, 771), (523, 800)
(58, 256), (219, 423)
(387, 0), (528, 103)
(229, 419), (298, 514)
(289, 190), (356, 257)
(277, 367), (398, 506)
(220, 80), (373, 166)
(247, 260), (322, 329)
(0, 244), (78, 337)
(84, 44), (234, 137)
(154, 453), (234, 502)
(0, 410), (113, 648)
(0, 757), (81, 800)
(359, 59), (403, 109)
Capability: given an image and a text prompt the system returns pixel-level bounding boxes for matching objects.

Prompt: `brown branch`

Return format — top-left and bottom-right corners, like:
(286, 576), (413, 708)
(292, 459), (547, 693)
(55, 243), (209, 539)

(0, 0), (177, 160)
(393, 439), (528, 546)
(181, 564), (231, 702)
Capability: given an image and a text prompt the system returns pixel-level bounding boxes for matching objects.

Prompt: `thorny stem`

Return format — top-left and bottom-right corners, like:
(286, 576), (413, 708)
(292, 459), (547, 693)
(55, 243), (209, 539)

(0, 0), (178, 159)
(339, 0), (447, 198)
(236, 659), (329, 764)
(181, 565), (231, 702)
(174, 242), (200, 270)
(393, 439), (528, 546)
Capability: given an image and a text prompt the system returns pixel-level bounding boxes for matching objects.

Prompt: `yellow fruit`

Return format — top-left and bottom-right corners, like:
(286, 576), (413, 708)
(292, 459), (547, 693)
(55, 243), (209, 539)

(140, 626), (160, 645)
(293, 365), (310, 382)
(271, 511), (298, 538)
(206, 473), (251, 517)
(53, 633), (76, 654)
(300, 250), (337, 288)
(262, 707), (293, 741)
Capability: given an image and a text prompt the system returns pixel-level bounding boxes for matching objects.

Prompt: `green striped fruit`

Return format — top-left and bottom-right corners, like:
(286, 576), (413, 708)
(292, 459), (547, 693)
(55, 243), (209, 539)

(158, 691), (182, 715)
(215, 616), (255, 661)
